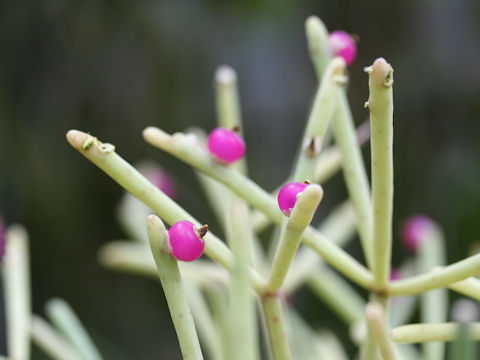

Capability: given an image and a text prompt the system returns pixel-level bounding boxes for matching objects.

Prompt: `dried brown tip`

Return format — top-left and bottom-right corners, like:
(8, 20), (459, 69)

(196, 224), (209, 238)
(304, 136), (321, 158)
(232, 125), (241, 133)
(303, 180), (311, 185)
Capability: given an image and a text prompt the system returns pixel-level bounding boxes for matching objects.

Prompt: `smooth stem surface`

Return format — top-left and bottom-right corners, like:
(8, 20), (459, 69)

(307, 268), (365, 325)
(66, 130), (265, 292)
(390, 323), (480, 343)
(292, 58), (345, 181)
(418, 225), (447, 360)
(227, 201), (258, 360)
(143, 127), (373, 289)
(3, 225), (31, 360)
(46, 298), (102, 360)
(266, 184), (323, 293)
(366, 302), (397, 360)
(262, 295), (292, 360)
(185, 285), (223, 360)
(283, 201), (356, 293)
(390, 253), (480, 296)
(366, 58), (394, 288)
(146, 215), (204, 360)
(305, 16), (330, 80)
(30, 315), (81, 360)
(331, 93), (373, 268)
(448, 277), (480, 301)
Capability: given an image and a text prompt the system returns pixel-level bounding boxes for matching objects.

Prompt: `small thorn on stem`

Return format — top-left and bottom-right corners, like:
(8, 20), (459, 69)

(304, 136), (321, 158)
(232, 125), (241, 133)
(196, 224), (209, 238)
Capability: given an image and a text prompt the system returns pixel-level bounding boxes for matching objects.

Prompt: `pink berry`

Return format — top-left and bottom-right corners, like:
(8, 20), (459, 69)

(167, 220), (206, 262)
(328, 30), (357, 66)
(207, 127), (246, 164)
(145, 168), (177, 200)
(278, 182), (309, 216)
(401, 215), (434, 253)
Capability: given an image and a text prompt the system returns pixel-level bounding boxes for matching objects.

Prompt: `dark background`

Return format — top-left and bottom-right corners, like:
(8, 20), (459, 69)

(1, 0), (480, 358)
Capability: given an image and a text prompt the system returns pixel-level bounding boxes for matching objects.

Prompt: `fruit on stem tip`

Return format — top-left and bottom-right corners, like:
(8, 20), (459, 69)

(207, 127), (246, 164)
(278, 181), (311, 216)
(167, 221), (207, 262)
(328, 30), (357, 67)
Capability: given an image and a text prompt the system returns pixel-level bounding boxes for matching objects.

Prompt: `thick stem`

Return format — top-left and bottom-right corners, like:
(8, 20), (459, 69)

(292, 58), (346, 181)
(146, 215), (204, 360)
(266, 185), (323, 293)
(30, 315), (81, 360)
(389, 253), (480, 296)
(262, 295), (292, 360)
(366, 58), (394, 289)
(365, 302), (397, 360)
(46, 298), (103, 360)
(449, 277), (480, 301)
(3, 225), (31, 360)
(66, 130), (265, 292)
(390, 323), (480, 343)
(142, 127), (373, 289)
(305, 16), (331, 80)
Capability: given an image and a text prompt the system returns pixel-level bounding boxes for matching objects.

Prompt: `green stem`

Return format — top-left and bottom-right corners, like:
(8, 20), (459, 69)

(142, 127), (373, 289)
(266, 185), (323, 293)
(331, 93), (373, 268)
(146, 215), (204, 360)
(262, 295), (292, 360)
(292, 58), (346, 181)
(283, 200), (356, 293)
(305, 16), (331, 80)
(307, 268), (365, 325)
(389, 253), (480, 296)
(66, 130), (265, 293)
(365, 302), (397, 360)
(30, 315), (81, 360)
(226, 201), (259, 360)
(3, 225), (31, 360)
(417, 222), (447, 360)
(98, 240), (230, 285)
(448, 277), (480, 301)
(390, 323), (480, 343)
(184, 284), (223, 360)
(46, 298), (103, 360)
(366, 58), (394, 288)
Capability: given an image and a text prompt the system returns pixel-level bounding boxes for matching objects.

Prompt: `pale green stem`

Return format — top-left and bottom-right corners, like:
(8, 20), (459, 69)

(360, 333), (378, 360)
(215, 65), (247, 176)
(30, 315), (82, 360)
(390, 323), (480, 343)
(98, 240), (230, 285)
(417, 224), (447, 360)
(266, 185), (323, 293)
(117, 192), (150, 242)
(305, 16), (331, 79)
(262, 295), (292, 360)
(283, 200), (356, 293)
(292, 58), (345, 181)
(252, 120), (370, 234)
(316, 331), (349, 360)
(449, 277), (480, 301)
(204, 284), (231, 359)
(226, 201), (259, 360)
(146, 215), (204, 360)
(142, 127), (373, 289)
(3, 225), (31, 360)
(331, 93), (373, 268)
(46, 298), (103, 360)
(184, 285), (223, 360)
(66, 130), (265, 292)
(389, 253), (480, 296)
(388, 260), (417, 328)
(307, 268), (365, 325)
(366, 58), (394, 288)
(287, 309), (325, 360)
(365, 302), (397, 360)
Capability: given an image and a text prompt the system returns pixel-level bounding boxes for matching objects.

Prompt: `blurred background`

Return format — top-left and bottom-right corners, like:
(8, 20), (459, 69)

(1, 0), (480, 358)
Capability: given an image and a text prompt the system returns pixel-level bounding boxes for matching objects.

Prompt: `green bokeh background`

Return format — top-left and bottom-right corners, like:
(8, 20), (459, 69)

(1, 0), (480, 358)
